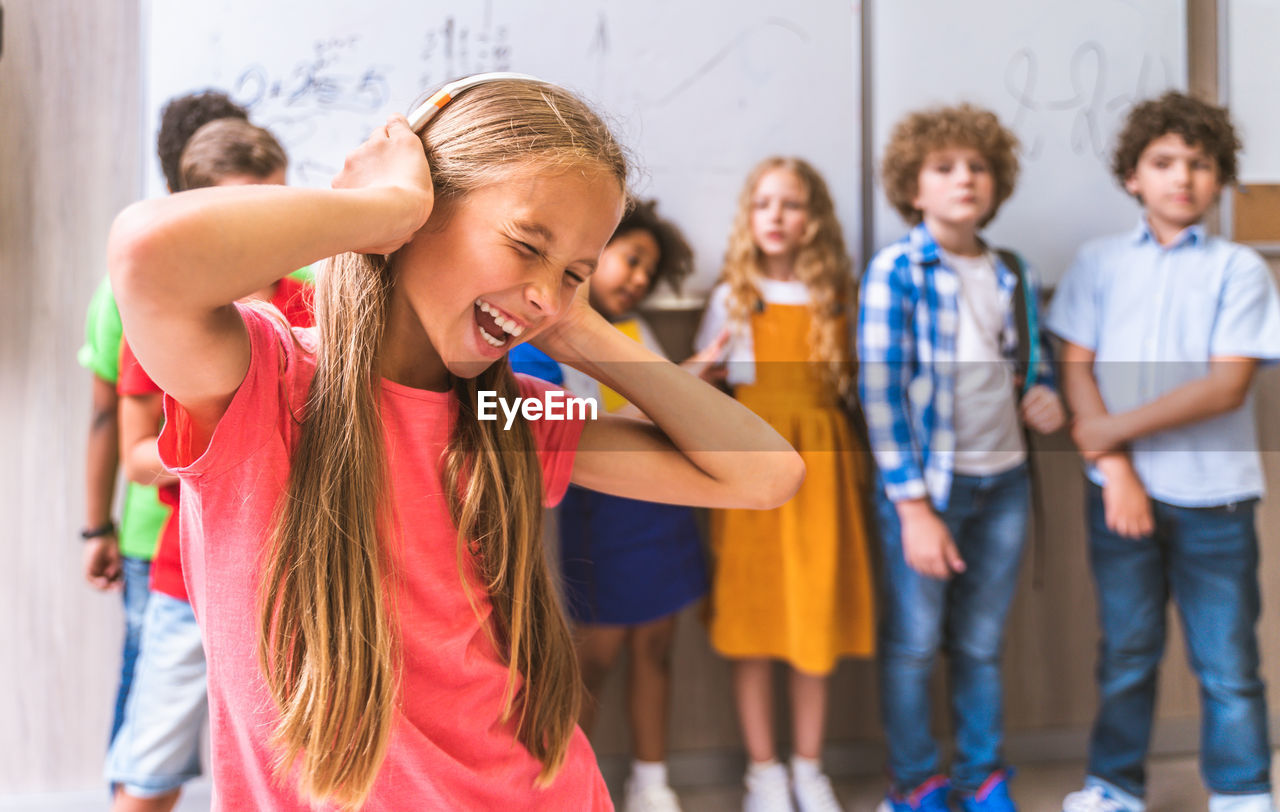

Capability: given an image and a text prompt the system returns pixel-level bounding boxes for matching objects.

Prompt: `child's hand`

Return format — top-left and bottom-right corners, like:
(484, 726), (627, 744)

(1020, 385), (1066, 435)
(1072, 414), (1125, 461)
(82, 535), (122, 591)
(332, 115), (434, 254)
(897, 500), (966, 580)
(1100, 464), (1154, 539)
(681, 328), (730, 383)
(530, 283), (610, 365)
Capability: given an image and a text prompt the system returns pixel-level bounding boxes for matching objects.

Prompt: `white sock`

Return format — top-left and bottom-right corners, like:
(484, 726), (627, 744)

(630, 759), (668, 791)
(747, 759), (783, 778)
(791, 754), (822, 783)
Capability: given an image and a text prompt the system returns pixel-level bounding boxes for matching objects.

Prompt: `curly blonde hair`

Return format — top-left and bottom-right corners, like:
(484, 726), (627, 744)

(881, 103), (1020, 227)
(720, 156), (853, 397)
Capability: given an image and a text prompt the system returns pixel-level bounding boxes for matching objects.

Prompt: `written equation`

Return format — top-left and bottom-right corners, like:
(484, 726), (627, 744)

(228, 7), (513, 185)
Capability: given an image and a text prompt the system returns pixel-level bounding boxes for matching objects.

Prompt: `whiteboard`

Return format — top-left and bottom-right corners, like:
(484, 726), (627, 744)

(1226, 0), (1280, 183)
(142, 0), (861, 298)
(869, 0), (1186, 283)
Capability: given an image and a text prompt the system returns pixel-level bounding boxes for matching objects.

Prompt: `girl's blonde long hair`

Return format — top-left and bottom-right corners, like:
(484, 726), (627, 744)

(258, 80), (627, 808)
(721, 156), (854, 396)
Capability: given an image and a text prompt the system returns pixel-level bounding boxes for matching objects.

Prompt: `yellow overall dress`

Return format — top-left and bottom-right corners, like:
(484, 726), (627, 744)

(707, 303), (876, 674)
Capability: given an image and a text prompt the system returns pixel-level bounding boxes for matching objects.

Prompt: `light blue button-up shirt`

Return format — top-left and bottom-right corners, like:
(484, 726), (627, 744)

(1046, 219), (1280, 506)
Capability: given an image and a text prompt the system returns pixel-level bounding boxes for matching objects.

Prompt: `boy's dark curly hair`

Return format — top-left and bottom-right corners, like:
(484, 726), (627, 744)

(1112, 91), (1240, 189)
(880, 103), (1020, 228)
(616, 198), (694, 294)
(157, 90), (249, 192)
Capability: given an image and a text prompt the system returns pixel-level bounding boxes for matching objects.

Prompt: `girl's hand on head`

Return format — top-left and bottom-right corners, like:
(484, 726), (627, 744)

(332, 115), (435, 254)
(1020, 384), (1066, 435)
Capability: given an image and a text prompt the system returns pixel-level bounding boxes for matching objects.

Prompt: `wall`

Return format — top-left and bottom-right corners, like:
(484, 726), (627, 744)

(0, 0), (144, 793)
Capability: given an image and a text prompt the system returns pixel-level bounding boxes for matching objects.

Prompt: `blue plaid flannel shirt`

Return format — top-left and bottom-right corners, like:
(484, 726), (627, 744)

(857, 223), (1056, 509)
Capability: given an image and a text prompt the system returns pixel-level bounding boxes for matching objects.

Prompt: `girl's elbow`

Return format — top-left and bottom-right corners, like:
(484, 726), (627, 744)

(107, 203), (166, 301)
(749, 451), (806, 510)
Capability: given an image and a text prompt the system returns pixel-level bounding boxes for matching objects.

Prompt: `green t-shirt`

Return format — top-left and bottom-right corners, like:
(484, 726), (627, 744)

(79, 277), (170, 560)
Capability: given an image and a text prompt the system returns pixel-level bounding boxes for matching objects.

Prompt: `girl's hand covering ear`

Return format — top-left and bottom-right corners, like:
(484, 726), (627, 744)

(333, 115), (435, 255)
(530, 285), (605, 364)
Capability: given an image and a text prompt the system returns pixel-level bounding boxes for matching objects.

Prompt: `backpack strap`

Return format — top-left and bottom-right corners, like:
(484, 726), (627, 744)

(995, 247), (1047, 589)
(995, 248), (1039, 394)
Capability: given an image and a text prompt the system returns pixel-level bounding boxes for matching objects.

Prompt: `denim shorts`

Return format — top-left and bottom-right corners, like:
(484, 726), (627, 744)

(104, 592), (207, 797)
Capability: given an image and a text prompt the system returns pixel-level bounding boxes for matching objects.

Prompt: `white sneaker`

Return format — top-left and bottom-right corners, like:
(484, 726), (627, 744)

(1062, 786), (1131, 812)
(624, 779), (683, 812)
(792, 770), (843, 812)
(1208, 792), (1277, 812)
(745, 763), (796, 812)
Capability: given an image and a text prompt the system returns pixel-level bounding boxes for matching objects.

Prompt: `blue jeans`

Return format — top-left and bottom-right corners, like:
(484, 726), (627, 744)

(111, 556), (152, 745)
(874, 463), (1030, 793)
(1085, 484), (1271, 799)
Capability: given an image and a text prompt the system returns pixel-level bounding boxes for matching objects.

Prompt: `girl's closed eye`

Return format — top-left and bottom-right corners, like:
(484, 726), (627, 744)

(514, 240), (543, 259)
(564, 270), (586, 285)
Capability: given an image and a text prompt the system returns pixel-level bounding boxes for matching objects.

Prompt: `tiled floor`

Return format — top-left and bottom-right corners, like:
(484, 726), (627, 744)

(3, 754), (1274, 811)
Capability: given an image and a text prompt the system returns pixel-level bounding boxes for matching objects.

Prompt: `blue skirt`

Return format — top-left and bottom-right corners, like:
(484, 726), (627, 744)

(558, 485), (709, 626)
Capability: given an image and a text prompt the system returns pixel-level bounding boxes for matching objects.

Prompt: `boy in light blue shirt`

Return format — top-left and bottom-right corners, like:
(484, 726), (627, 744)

(1049, 91), (1280, 812)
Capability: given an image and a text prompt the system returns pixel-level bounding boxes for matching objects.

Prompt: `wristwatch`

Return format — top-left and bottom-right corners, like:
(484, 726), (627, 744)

(80, 520), (116, 540)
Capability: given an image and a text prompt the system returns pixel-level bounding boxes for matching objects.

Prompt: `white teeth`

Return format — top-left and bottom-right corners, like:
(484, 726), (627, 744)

(475, 298), (524, 337)
(478, 326), (505, 347)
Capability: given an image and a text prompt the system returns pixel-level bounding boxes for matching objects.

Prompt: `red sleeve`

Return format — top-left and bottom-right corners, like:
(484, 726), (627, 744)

(513, 374), (586, 507)
(158, 304), (309, 478)
(117, 338), (162, 396)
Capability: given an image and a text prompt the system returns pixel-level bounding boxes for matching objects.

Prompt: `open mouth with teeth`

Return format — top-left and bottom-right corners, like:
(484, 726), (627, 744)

(474, 298), (525, 349)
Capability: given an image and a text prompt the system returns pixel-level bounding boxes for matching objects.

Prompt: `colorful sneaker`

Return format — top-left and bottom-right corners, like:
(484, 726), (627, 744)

(792, 769), (843, 812)
(744, 762), (796, 812)
(875, 775), (951, 812)
(959, 768), (1017, 812)
(623, 779), (683, 812)
(1061, 785), (1138, 812)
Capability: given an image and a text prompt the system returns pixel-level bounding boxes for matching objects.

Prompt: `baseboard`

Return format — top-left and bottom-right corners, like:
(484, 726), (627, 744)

(597, 715), (1280, 792)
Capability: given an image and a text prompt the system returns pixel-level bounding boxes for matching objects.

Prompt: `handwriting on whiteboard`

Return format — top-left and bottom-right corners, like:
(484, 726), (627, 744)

(1004, 41), (1175, 162)
(234, 38), (391, 114)
(226, 6), (514, 185)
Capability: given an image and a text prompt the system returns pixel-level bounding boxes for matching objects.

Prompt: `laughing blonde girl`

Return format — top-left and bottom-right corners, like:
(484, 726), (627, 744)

(108, 77), (802, 811)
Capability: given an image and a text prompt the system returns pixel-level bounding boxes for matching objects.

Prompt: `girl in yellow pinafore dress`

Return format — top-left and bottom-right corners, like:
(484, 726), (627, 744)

(694, 157), (876, 808)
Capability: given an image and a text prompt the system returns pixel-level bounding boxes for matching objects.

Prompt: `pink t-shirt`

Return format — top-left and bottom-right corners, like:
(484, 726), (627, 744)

(158, 305), (607, 811)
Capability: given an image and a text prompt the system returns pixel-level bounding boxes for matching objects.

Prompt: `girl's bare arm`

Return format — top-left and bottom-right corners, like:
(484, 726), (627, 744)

(541, 303), (804, 510)
(108, 117), (432, 437)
